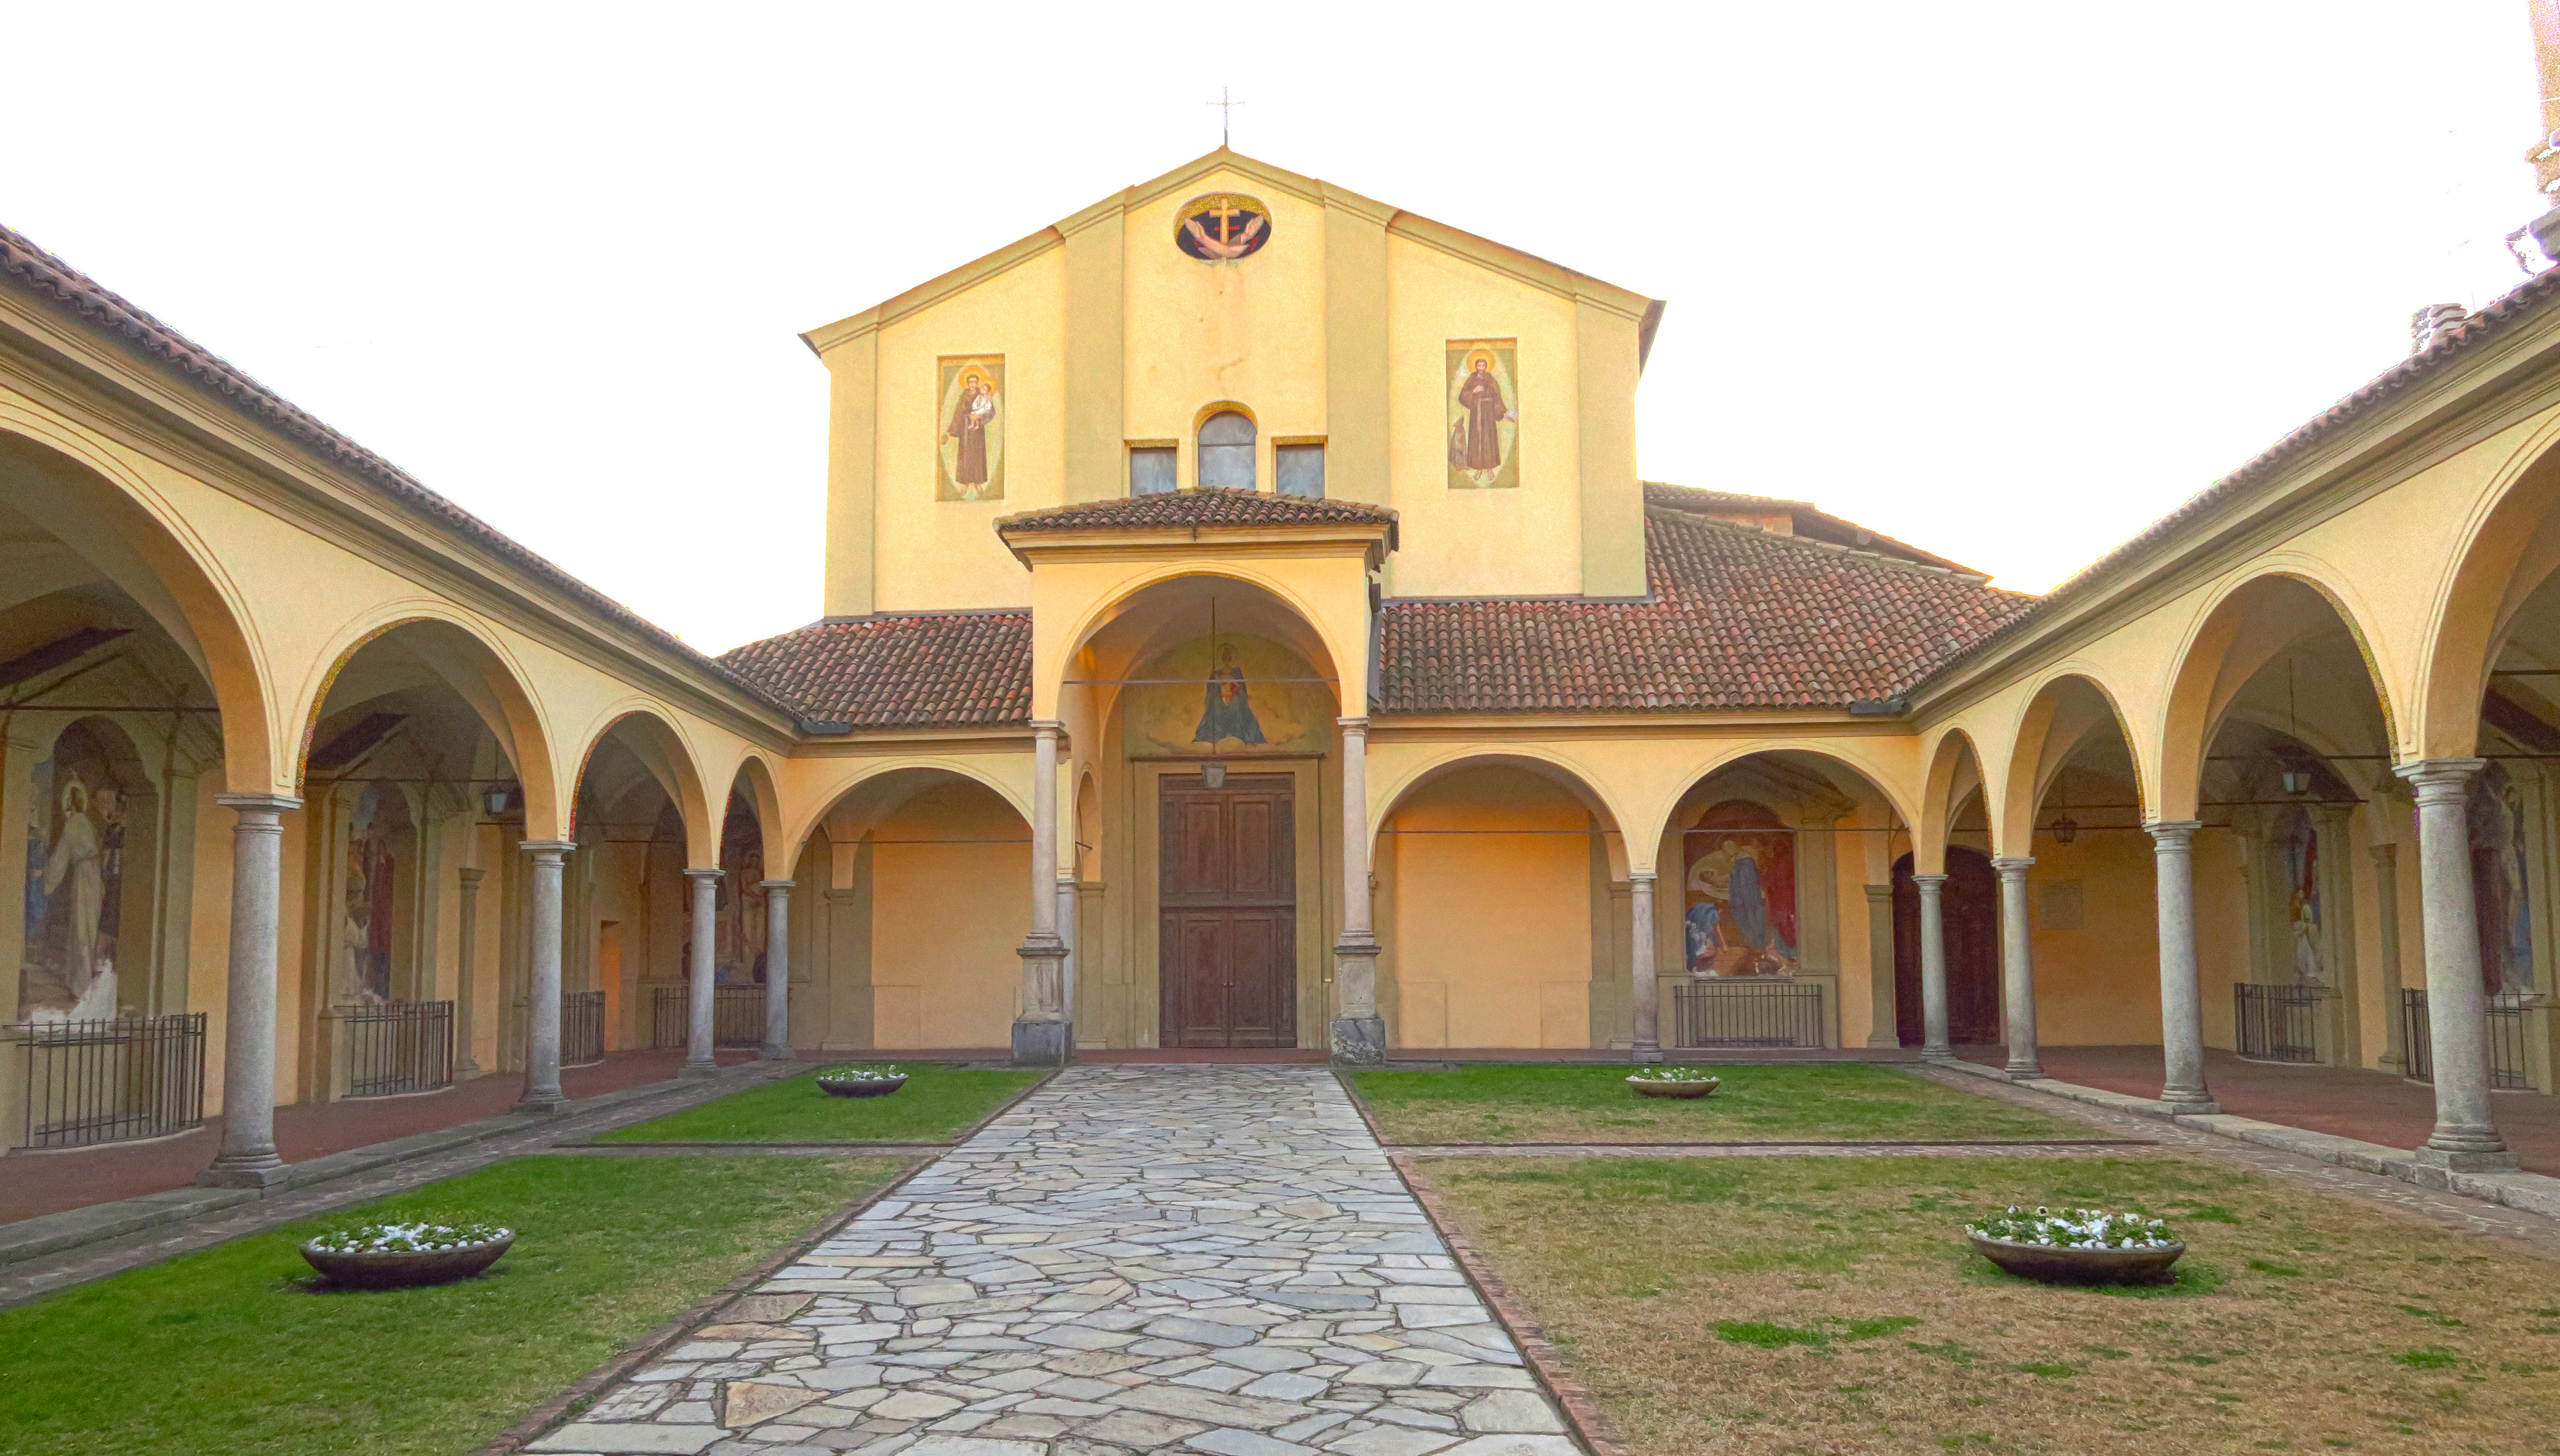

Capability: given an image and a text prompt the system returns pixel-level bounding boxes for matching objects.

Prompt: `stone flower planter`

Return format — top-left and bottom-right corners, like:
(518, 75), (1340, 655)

(1627, 1076), (1720, 1099)
(819, 1074), (908, 1099)
(301, 1233), (513, 1290)
(1969, 1235), (2185, 1286)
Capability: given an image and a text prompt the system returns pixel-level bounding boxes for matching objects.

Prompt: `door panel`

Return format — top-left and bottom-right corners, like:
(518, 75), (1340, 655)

(1159, 774), (1297, 1047)
(1893, 848), (2002, 1046)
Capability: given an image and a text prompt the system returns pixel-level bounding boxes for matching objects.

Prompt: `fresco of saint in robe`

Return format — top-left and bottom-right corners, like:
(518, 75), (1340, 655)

(1683, 800), (1799, 977)
(2279, 807), (2323, 984)
(1446, 341), (1519, 489)
(341, 783), (410, 1005)
(715, 800), (768, 987)
(2466, 763), (2535, 994)
(937, 356), (1005, 501)
(19, 721), (135, 1022)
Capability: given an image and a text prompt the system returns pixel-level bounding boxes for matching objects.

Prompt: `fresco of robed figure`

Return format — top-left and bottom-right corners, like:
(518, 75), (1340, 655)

(1123, 635), (1330, 758)
(1446, 340), (1519, 490)
(19, 720), (134, 1022)
(937, 356), (1005, 501)
(1682, 800), (1800, 977)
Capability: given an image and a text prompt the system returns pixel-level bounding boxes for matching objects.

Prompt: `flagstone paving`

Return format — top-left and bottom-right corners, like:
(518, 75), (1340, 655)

(528, 1064), (1581, 1456)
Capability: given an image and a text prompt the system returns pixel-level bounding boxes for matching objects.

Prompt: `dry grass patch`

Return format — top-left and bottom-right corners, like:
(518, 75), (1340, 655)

(1424, 1153), (2560, 1454)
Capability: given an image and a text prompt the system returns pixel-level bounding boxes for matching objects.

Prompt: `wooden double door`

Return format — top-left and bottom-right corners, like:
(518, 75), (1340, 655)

(1159, 773), (1297, 1048)
(1892, 848), (2001, 1045)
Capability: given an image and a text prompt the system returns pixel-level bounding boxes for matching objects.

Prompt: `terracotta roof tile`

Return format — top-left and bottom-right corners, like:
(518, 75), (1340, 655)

(999, 487), (1398, 547)
(1376, 509), (2032, 714)
(719, 613), (1031, 728)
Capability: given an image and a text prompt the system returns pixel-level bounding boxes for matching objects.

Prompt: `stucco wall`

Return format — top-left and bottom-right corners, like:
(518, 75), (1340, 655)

(1386, 765), (1594, 1049)
(865, 780), (1028, 1049)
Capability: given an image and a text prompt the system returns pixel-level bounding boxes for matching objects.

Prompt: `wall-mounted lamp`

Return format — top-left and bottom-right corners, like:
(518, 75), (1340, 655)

(481, 781), (516, 818)
(2049, 815), (2080, 846)
(2280, 765), (2312, 796)
(1201, 760), (1227, 790)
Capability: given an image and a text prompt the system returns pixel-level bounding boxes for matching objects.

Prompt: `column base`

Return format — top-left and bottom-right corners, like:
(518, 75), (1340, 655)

(1329, 1016), (1386, 1066)
(761, 1044), (796, 1061)
(1630, 1043), (1663, 1066)
(678, 1060), (722, 1080)
(1920, 1046), (1956, 1064)
(456, 1061), (485, 1081)
(2003, 1061), (2047, 1080)
(1012, 1019), (1073, 1067)
(2416, 1143), (2517, 1172)
(511, 1094), (570, 1116)
(2160, 1097), (2220, 1116)
(196, 1156), (289, 1190)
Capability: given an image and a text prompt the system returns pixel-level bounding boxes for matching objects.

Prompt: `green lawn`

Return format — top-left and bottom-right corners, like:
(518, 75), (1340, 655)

(1345, 1063), (2093, 1143)
(593, 1062), (1043, 1144)
(0, 1153), (899, 1456)
(1423, 1152), (2560, 1455)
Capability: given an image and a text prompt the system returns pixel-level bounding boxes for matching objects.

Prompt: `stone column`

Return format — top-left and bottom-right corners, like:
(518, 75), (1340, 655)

(1330, 716), (1387, 1065)
(199, 793), (300, 1189)
(2396, 759), (2515, 1169)
(1914, 873), (1951, 1061)
(1629, 871), (1661, 1063)
(761, 880), (794, 1059)
(514, 841), (572, 1114)
(1863, 882), (1898, 1047)
(1992, 855), (2042, 1078)
(682, 866), (720, 1078)
(454, 865), (485, 1078)
(2371, 842), (2409, 1072)
(1011, 721), (1070, 1066)
(1058, 872), (1080, 1036)
(2148, 820), (2216, 1113)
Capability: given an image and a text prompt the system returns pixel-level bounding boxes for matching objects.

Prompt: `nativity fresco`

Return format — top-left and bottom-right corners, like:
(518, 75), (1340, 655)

(2279, 806), (2324, 984)
(1123, 633), (1330, 758)
(1446, 340), (1519, 490)
(1682, 800), (1799, 977)
(339, 783), (411, 1006)
(2468, 762), (2536, 994)
(937, 356), (1005, 501)
(18, 720), (138, 1023)
(715, 800), (769, 988)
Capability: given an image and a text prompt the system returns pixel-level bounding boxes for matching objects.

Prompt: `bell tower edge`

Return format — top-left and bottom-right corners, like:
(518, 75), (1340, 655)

(821, 324), (879, 619)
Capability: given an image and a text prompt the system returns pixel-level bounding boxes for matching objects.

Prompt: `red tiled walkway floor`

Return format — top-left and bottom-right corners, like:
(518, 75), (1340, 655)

(0, 1046), (759, 1226)
(1960, 1043), (2560, 1177)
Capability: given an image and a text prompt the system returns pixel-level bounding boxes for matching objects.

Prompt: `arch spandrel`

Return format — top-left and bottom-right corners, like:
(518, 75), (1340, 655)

(0, 418), (282, 795)
(571, 704), (717, 863)
(2414, 416), (2560, 759)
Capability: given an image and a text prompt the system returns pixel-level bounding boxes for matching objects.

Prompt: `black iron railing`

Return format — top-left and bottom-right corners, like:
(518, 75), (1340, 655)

(8, 1014), (207, 1150)
(346, 1001), (454, 1098)
(651, 984), (763, 1049)
(562, 990), (606, 1069)
(2234, 983), (2321, 1063)
(1671, 980), (1825, 1050)
(2401, 988), (2532, 1090)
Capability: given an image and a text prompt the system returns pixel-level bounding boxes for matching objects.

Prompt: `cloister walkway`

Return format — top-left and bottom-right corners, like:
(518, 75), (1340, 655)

(1959, 1045), (2560, 1177)
(527, 1064), (1576, 1456)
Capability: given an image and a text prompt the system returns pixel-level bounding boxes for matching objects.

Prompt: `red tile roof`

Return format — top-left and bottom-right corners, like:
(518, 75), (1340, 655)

(0, 224), (797, 717)
(1375, 508), (2033, 714)
(999, 488), (1399, 549)
(1642, 482), (1981, 574)
(719, 613), (1031, 728)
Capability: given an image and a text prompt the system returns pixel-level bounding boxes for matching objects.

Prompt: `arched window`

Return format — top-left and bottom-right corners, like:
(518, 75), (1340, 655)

(1197, 411), (1256, 490)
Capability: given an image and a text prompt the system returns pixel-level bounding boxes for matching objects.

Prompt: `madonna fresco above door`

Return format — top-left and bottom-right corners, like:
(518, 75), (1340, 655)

(1123, 634), (1330, 758)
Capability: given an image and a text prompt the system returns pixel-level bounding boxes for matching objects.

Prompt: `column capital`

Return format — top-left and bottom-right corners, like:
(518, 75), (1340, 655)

(216, 792), (303, 815)
(2367, 841), (2399, 867)
(519, 839), (576, 856)
(2396, 757), (2485, 801)
(1627, 870), (1657, 884)
(759, 878), (795, 891)
(1862, 881), (1892, 900)
(1030, 718), (1065, 736)
(1336, 716), (1371, 732)
(1989, 856), (2034, 875)
(457, 865), (486, 884)
(1910, 872), (1948, 886)
(2145, 819), (2203, 849)
(683, 865), (723, 881)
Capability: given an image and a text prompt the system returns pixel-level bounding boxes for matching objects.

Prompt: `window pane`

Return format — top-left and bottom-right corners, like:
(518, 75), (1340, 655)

(1199, 444), (1255, 490)
(1199, 411), (1256, 447)
(1276, 444), (1325, 498)
(1130, 446), (1177, 496)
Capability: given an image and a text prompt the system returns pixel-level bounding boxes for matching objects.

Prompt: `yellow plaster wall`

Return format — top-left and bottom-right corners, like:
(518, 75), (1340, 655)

(868, 248), (1066, 613)
(866, 780), (1028, 1049)
(1384, 235), (1583, 599)
(1385, 765), (1593, 1048)
(2021, 829), (2162, 1046)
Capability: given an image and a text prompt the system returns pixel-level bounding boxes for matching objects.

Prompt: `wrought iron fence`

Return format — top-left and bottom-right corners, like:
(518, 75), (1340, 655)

(1671, 980), (1826, 1050)
(8, 1014), (206, 1150)
(562, 990), (606, 1069)
(346, 1001), (454, 1098)
(2401, 988), (2532, 1090)
(2234, 983), (2321, 1063)
(651, 984), (763, 1049)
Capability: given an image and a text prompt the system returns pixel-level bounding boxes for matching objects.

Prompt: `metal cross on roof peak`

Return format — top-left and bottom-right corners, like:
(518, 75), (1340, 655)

(1207, 86), (1243, 147)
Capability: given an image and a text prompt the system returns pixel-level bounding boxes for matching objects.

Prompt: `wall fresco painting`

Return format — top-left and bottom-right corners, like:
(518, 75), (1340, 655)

(341, 783), (412, 1005)
(1682, 800), (1799, 977)
(1123, 634), (1330, 758)
(2468, 762), (2535, 994)
(19, 720), (135, 1022)
(716, 799), (768, 987)
(1446, 340), (1519, 490)
(2279, 806), (2324, 984)
(937, 355), (1005, 502)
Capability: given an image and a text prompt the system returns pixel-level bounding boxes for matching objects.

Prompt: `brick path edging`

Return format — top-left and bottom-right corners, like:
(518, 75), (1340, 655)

(475, 1153), (934, 1456)
(1389, 1151), (1635, 1456)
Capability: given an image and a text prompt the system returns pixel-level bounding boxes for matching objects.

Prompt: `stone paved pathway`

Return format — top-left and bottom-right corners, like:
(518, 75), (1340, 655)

(529, 1064), (1581, 1456)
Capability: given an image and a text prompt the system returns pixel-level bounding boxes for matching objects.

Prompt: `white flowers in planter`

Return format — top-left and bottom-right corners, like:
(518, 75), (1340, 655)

(1627, 1066), (1720, 1083)
(1966, 1205), (2176, 1250)
(815, 1065), (906, 1083)
(306, 1216), (511, 1254)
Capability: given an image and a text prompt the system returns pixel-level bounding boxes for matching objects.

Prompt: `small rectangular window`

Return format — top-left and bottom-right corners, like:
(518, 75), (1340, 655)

(1129, 446), (1177, 496)
(1276, 443), (1326, 498)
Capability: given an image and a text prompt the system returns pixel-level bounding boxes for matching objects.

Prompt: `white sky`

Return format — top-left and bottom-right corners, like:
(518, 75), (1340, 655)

(4, 3), (2546, 652)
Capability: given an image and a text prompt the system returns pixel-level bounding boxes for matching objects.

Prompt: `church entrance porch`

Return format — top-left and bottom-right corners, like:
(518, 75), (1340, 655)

(1158, 771), (1297, 1048)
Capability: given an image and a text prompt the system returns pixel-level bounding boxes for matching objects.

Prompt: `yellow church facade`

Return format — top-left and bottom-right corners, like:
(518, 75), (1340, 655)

(8, 144), (2560, 1186)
